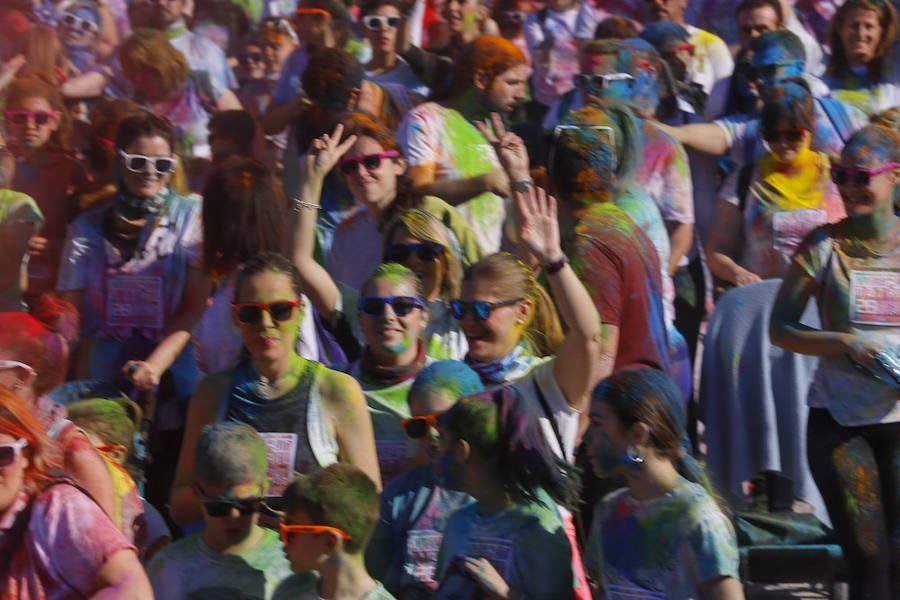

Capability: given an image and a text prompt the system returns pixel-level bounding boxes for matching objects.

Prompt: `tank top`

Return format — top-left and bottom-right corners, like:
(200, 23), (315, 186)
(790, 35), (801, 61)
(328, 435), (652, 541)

(221, 358), (339, 484)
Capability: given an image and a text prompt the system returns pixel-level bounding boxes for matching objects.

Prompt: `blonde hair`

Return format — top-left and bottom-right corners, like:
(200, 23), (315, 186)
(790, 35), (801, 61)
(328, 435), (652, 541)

(383, 208), (463, 299)
(464, 253), (564, 357)
(118, 28), (191, 95)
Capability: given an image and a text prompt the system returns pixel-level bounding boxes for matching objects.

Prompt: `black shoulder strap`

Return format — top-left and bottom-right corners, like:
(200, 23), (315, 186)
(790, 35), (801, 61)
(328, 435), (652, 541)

(737, 161), (756, 213)
(537, 7), (549, 26)
(533, 381), (565, 460)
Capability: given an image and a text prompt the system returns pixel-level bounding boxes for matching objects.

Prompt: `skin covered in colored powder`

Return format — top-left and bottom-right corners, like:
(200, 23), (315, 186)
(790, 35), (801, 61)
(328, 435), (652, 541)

(832, 439), (881, 555)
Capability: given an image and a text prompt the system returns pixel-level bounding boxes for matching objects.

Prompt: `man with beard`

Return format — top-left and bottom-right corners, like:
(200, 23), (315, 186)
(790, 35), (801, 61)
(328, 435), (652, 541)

(396, 35), (529, 253)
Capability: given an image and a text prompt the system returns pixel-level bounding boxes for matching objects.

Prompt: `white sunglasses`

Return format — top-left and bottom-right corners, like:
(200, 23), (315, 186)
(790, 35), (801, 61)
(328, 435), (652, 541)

(0, 438), (28, 469)
(0, 360), (36, 376)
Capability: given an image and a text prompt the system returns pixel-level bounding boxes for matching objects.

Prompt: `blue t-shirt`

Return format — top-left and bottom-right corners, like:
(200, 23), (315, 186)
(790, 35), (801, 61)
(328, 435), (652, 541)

(587, 480), (740, 599)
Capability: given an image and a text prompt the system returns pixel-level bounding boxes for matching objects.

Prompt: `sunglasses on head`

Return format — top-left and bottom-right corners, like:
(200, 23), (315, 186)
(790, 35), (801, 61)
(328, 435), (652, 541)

(384, 241), (444, 264)
(239, 51), (264, 64)
(338, 150), (400, 175)
(294, 7), (331, 19)
(762, 128), (806, 143)
(358, 295), (425, 317)
(280, 522), (351, 545)
(449, 297), (523, 320)
(401, 412), (444, 439)
(60, 12), (99, 33)
(232, 300), (302, 324)
(0, 438), (28, 470)
(5, 110), (60, 126)
(118, 150), (177, 175)
(363, 15), (402, 30)
(830, 162), (900, 187)
(572, 72), (635, 91)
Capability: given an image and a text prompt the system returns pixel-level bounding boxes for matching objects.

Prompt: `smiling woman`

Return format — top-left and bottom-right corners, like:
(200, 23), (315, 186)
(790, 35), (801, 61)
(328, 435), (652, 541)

(824, 0), (900, 114)
(770, 124), (900, 598)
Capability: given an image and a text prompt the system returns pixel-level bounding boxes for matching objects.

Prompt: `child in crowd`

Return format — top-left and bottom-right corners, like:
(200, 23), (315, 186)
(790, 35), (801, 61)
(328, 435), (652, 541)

(367, 360), (482, 599)
(276, 463), (395, 599)
(66, 396), (171, 562)
(148, 422), (292, 598)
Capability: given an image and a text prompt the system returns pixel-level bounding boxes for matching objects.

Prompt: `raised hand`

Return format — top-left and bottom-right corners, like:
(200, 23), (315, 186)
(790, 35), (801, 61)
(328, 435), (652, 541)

(476, 112), (530, 183)
(301, 123), (358, 183)
(515, 185), (564, 266)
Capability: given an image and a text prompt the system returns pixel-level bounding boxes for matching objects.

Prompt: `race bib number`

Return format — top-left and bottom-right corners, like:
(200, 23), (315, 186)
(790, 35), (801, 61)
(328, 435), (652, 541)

(406, 529), (444, 585)
(467, 537), (513, 580)
(106, 275), (164, 329)
(772, 209), (826, 256)
(376, 441), (409, 485)
(849, 270), (900, 326)
(260, 432), (297, 495)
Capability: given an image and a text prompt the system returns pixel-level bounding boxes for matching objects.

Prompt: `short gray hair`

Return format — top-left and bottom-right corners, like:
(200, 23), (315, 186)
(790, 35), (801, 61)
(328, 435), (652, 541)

(194, 422), (268, 486)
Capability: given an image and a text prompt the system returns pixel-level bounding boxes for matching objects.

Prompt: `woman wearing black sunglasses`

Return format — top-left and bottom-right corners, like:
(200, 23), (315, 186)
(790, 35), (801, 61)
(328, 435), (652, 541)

(292, 119), (481, 360)
(706, 81), (845, 292)
(770, 124), (900, 598)
(169, 252), (381, 528)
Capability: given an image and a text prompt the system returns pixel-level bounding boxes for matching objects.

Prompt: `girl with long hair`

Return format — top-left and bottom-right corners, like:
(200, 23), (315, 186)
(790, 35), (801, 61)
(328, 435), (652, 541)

(433, 386), (581, 598)
(584, 368), (742, 599)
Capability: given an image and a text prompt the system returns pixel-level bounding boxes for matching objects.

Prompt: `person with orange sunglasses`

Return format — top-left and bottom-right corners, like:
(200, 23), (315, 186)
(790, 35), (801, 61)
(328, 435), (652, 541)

(275, 463), (394, 599)
(366, 360), (482, 599)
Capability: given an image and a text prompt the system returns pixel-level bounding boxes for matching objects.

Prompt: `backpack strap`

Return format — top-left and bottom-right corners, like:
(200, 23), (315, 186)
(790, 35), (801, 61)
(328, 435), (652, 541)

(189, 71), (218, 115)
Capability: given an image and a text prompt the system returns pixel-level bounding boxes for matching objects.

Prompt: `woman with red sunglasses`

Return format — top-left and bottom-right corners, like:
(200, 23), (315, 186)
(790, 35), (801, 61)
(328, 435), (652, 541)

(169, 252), (380, 529)
(770, 123), (900, 598)
(706, 80), (845, 292)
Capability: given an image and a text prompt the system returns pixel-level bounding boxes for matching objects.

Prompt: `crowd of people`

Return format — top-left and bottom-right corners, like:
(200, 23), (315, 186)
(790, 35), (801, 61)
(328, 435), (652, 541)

(0, 0), (897, 596)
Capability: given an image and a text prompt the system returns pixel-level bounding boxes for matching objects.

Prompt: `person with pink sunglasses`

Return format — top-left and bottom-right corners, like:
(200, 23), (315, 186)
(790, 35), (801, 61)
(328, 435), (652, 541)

(770, 123), (900, 598)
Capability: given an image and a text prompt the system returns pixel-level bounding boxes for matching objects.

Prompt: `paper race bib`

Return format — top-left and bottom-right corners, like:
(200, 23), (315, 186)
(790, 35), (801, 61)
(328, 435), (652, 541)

(466, 537), (514, 580)
(406, 529), (444, 585)
(260, 432), (297, 495)
(106, 275), (164, 329)
(376, 441), (409, 485)
(849, 270), (900, 326)
(772, 209), (827, 256)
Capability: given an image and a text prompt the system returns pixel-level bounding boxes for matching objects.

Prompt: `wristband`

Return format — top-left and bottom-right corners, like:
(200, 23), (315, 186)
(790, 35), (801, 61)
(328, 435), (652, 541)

(544, 255), (568, 275)
(511, 179), (533, 194)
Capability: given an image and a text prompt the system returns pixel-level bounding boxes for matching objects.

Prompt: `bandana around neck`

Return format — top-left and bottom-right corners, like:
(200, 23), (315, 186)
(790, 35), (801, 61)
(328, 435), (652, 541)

(465, 340), (539, 385)
(360, 339), (428, 388)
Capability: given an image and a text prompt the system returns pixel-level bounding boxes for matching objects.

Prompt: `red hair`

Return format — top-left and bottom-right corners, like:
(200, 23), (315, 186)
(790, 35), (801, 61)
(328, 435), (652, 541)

(0, 297), (76, 395)
(0, 387), (59, 495)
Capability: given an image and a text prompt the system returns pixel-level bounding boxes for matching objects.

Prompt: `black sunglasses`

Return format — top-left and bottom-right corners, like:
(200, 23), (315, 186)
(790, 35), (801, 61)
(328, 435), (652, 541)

(231, 300), (302, 324)
(358, 295), (425, 317)
(202, 497), (264, 517)
(450, 297), (523, 320)
(337, 150), (400, 175)
(384, 241), (444, 264)
(762, 128), (806, 143)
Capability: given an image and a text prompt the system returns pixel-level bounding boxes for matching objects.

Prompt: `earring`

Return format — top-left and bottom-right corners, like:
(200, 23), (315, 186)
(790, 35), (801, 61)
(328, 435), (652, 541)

(626, 445), (644, 466)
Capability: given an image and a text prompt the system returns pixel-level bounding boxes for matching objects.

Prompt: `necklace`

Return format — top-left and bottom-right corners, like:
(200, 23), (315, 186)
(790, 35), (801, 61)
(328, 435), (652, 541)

(252, 355), (303, 399)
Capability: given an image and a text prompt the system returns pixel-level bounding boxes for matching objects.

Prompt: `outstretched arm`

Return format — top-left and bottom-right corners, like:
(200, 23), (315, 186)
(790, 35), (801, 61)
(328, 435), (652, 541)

(516, 186), (601, 411)
(284, 124), (357, 323)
